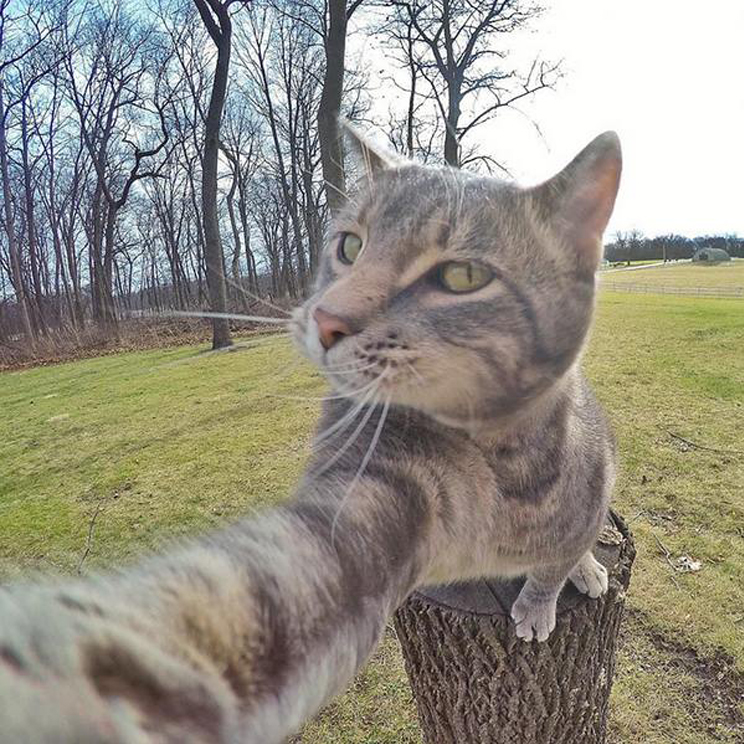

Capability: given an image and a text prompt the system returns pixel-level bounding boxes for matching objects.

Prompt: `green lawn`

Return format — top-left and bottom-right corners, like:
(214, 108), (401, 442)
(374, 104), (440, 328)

(1, 293), (742, 742)
(601, 260), (744, 289)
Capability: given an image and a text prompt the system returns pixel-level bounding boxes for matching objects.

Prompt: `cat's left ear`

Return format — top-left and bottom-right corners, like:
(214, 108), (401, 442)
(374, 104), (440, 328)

(530, 132), (622, 272)
(340, 118), (400, 182)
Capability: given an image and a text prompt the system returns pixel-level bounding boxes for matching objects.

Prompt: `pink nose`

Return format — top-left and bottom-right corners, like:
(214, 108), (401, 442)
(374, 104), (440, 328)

(313, 307), (353, 350)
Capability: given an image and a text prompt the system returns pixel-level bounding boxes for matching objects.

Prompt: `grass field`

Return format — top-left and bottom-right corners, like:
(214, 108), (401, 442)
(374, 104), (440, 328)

(600, 259), (744, 289)
(1, 291), (743, 743)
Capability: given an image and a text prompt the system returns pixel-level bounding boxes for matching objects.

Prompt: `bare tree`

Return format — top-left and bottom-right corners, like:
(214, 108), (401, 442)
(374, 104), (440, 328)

(0, 82), (35, 341)
(316, 0), (365, 214)
(0, 0), (61, 342)
(385, 0), (561, 167)
(193, 0), (250, 349)
(221, 100), (261, 302)
(239, 8), (308, 295)
(270, 1), (366, 216)
(63, 6), (174, 330)
(29, 61), (87, 329)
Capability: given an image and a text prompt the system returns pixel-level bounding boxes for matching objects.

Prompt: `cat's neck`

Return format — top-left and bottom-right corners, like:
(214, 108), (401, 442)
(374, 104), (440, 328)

(466, 368), (578, 450)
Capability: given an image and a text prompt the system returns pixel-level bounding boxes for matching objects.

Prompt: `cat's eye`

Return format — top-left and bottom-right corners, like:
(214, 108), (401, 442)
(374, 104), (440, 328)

(338, 233), (363, 264)
(438, 261), (492, 293)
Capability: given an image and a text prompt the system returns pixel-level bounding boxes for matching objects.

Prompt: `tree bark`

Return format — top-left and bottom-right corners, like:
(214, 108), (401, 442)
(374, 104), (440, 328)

(102, 204), (119, 332)
(317, 0), (348, 216)
(194, 0), (233, 349)
(394, 512), (635, 744)
(443, 83), (461, 167)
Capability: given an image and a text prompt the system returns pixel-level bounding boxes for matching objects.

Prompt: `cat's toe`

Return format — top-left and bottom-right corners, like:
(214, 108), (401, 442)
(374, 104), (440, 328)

(511, 597), (556, 643)
(514, 619), (534, 642)
(569, 555), (608, 598)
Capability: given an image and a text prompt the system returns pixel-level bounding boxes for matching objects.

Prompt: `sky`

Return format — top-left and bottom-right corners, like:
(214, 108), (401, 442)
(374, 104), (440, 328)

(355, 0), (744, 239)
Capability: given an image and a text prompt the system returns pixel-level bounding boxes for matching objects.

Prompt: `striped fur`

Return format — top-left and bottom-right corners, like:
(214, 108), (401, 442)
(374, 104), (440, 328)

(0, 129), (621, 742)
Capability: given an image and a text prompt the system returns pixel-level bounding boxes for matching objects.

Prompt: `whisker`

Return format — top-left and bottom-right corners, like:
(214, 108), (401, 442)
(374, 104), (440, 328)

(311, 385), (379, 450)
(405, 361), (426, 385)
(223, 275), (293, 317)
(465, 388), (477, 436)
(267, 374), (381, 402)
(331, 394), (392, 547)
(167, 310), (289, 326)
(310, 384), (385, 480)
(147, 333), (288, 372)
(325, 359), (374, 370)
(269, 356), (308, 387)
(312, 399), (379, 479)
(325, 361), (379, 376)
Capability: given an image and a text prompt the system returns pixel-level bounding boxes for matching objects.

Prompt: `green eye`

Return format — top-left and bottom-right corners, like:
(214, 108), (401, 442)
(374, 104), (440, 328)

(338, 233), (363, 264)
(438, 261), (492, 293)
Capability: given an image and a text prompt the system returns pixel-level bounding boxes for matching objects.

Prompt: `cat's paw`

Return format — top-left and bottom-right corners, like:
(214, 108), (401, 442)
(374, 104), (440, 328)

(510, 594), (557, 643)
(569, 553), (608, 598)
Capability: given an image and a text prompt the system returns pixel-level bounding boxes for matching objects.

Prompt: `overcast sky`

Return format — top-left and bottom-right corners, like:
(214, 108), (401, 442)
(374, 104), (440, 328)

(357, 0), (744, 239)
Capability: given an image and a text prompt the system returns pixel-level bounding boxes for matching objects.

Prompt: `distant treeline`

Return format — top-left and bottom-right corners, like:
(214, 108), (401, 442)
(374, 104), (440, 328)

(604, 232), (744, 263)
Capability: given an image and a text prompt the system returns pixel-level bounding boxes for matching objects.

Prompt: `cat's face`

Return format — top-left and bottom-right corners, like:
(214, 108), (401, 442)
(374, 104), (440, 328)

(293, 128), (621, 430)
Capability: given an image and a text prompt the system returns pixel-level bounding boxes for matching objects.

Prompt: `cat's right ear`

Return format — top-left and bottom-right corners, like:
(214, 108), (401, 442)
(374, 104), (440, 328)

(530, 132), (622, 273)
(340, 118), (399, 183)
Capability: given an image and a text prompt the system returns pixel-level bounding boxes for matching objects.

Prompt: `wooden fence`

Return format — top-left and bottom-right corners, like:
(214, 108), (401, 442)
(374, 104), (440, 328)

(600, 281), (744, 299)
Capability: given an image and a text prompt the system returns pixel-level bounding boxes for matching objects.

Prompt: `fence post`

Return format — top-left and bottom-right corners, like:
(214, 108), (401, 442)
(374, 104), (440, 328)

(394, 511), (635, 744)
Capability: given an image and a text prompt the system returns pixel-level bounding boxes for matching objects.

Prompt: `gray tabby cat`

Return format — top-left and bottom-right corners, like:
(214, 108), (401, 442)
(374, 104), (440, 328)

(0, 125), (621, 743)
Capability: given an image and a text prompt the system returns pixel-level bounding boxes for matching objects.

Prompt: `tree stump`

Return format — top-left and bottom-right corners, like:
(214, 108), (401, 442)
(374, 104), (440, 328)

(394, 512), (635, 744)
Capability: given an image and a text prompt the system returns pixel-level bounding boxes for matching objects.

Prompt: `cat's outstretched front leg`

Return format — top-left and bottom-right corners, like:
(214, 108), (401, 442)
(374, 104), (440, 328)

(510, 562), (574, 642)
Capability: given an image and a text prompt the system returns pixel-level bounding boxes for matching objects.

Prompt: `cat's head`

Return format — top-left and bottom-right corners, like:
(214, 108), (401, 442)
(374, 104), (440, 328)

(292, 124), (621, 430)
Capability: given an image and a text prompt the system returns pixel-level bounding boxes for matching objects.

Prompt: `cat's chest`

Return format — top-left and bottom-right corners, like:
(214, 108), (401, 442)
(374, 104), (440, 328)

(393, 410), (576, 515)
(438, 436), (579, 541)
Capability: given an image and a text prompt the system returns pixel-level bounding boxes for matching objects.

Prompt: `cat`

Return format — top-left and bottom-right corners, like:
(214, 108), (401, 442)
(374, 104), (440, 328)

(0, 123), (621, 743)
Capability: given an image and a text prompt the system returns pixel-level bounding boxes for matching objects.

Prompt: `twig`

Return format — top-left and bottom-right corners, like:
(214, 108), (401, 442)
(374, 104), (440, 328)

(652, 533), (674, 568)
(652, 533), (683, 592)
(77, 499), (106, 575)
(661, 428), (744, 456)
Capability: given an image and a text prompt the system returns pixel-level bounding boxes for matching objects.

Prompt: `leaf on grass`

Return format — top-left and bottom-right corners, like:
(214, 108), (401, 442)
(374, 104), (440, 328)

(672, 555), (702, 573)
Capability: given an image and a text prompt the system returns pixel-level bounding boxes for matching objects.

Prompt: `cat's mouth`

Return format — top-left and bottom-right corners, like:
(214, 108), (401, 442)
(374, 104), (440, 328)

(321, 343), (426, 405)
(290, 306), (425, 404)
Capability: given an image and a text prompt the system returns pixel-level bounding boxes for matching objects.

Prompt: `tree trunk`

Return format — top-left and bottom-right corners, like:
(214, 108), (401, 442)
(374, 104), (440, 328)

(20, 100), (47, 336)
(62, 211), (85, 328)
(0, 83), (35, 343)
(47, 165), (76, 329)
(394, 512), (635, 744)
(317, 0), (348, 216)
(237, 180), (257, 294)
(197, 0), (233, 349)
(90, 180), (106, 323)
(444, 87), (461, 167)
(225, 166), (249, 310)
(102, 204), (119, 332)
